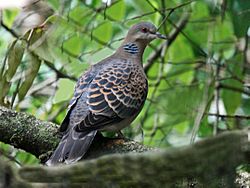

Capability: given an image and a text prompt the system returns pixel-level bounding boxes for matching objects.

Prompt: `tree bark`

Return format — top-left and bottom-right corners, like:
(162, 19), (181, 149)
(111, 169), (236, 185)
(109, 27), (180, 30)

(19, 131), (250, 186)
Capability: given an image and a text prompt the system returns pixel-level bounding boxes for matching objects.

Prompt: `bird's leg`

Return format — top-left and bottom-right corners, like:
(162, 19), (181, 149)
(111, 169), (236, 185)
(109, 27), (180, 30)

(116, 131), (125, 139)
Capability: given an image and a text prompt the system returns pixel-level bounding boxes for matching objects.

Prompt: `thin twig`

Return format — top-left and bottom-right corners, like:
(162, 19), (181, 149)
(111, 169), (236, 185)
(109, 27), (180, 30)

(219, 84), (250, 96)
(0, 11), (19, 38)
(243, 33), (249, 75)
(214, 57), (221, 135)
(207, 113), (250, 120)
(44, 60), (77, 81)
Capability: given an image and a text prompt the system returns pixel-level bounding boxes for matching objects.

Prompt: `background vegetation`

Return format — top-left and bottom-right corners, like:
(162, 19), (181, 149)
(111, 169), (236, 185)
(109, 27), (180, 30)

(0, 0), (249, 169)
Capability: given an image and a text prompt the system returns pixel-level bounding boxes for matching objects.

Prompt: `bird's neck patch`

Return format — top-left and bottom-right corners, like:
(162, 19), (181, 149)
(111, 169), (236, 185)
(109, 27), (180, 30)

(123, 43), (139, 55)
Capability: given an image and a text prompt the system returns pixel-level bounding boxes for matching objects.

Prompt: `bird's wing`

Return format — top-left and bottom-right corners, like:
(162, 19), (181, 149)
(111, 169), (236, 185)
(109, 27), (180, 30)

(59, 66), (97, 132)
(75, 59), (148, 132)
(60, 59), (148, 133)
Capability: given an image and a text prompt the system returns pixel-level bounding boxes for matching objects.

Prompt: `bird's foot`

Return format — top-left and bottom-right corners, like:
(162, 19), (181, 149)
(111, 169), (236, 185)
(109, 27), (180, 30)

(116, 131), (127, 140)
(117, 131), (124, 138)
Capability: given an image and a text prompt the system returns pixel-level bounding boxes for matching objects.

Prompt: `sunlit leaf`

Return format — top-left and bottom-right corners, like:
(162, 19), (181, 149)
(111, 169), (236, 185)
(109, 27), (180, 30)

(92, 21), (113, 44)
(54, 78), (75, 103)
(3, 9), (18, 28)
(69, 5), (90, 25)
(63, 35), (83, 56)
(106, 0), (125, 21)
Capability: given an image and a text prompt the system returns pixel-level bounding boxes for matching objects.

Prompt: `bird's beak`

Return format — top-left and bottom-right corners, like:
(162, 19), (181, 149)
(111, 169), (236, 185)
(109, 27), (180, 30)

(156, 32), (167, 40)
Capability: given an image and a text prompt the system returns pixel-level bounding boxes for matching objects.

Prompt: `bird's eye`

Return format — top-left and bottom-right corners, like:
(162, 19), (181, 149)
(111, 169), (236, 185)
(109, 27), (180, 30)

(141, 28), (148, 33)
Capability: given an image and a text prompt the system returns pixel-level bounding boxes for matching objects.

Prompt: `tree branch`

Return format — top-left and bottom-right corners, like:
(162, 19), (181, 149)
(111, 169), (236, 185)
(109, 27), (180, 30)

(0, 106), (59, 159)
(0, 129), (249, 187)
(0, 13), (19, 38)
(21, 130), (249, 186)
(0, 106), (249, 187)
(208, 113), (250, 120)
(0, 106), (152, 162)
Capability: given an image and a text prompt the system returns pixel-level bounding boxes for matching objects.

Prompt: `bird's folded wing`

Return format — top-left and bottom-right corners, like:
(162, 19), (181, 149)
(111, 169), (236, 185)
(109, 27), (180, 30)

(76, 60), (148, 131)
(60, 67), (97, 132)
(61, 60), (148, 132)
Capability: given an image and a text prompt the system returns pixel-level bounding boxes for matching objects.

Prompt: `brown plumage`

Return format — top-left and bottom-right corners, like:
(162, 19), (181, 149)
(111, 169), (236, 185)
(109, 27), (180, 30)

(46, 22), (167, 166)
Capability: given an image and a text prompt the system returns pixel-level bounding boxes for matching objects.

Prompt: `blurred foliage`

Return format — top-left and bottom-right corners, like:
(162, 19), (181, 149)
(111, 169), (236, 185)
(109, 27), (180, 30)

(0, 0), (249, 165)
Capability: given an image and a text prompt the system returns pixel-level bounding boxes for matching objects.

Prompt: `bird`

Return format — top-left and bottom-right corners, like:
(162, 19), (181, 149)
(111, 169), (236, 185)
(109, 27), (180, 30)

(46, 22), (167, 166)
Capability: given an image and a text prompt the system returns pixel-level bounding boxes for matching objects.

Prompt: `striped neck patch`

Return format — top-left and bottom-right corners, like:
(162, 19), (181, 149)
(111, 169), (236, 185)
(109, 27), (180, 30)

(123, 43), (139, 54)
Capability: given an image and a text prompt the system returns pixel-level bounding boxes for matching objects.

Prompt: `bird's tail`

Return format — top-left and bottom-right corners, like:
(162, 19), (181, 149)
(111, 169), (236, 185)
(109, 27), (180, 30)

(46, 129), (97, 166)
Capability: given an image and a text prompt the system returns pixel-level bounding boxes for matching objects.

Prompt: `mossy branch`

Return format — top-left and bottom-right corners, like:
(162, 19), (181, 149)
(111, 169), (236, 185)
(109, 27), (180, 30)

(0, 106), (249, 187)
(0, 106), (152, 162)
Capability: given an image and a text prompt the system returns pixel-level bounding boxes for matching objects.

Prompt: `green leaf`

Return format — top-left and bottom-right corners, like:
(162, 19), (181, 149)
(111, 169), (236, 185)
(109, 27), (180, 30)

(191, 1), (210, 18)
(221, 54), (244, 114)
(0, 40), (24, 105)
(210, 15), (234, 53)
(167, 34), (194, 62)
(242, 99), (250, 114)
(221, 85), (242, 115)
(185, 1), (210, 48)
(87, 46), (114, 63)
(165, 65), (194, 84)
(198, 118), (213, 137)
(47, 0), (60, 10)
(18, 53), (41, 101)
(6, 40), (24, 81)
(63, 35), (83, 56)
(54, 78), (75, 103)
(92, 22), (112, 44)
(130, 0), (159, 14)
(228, 0), (250, 37)
(157, 85), (204, 127)
(69, 5), (89, 25)
(88, 0), (102, 8)
(67, 61), (90, 77)
(16, 151), (39, 165)
(31, 16), (83, 63)
(174, 121), (190, 134)
(106, 0), (125, 21)
(3, 9), (18, 28)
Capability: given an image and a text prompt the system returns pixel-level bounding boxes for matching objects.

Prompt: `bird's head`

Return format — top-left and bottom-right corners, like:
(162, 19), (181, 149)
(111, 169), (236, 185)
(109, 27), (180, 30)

(126, 22), (167, 44)
(117, 22), (167, 56)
